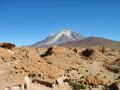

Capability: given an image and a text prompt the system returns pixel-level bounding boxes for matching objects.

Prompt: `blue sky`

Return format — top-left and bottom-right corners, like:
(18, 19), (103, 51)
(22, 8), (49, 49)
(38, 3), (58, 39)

(0, 0), (120, 46)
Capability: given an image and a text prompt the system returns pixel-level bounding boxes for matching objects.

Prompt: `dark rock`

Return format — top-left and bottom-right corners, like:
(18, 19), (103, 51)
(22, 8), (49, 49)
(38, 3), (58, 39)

(73, 48), (78, 53)
(109, 83), (119, 90)
(32, 79), (53, 88)
(41, 47), (53, 57)
(82, 48), (94, 57)
(0, 42), (15, 49)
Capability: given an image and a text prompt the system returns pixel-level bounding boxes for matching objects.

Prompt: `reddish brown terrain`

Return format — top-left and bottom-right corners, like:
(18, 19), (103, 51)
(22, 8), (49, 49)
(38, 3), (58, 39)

(0, 45), (120, 90)
(59, 37), (120, 48)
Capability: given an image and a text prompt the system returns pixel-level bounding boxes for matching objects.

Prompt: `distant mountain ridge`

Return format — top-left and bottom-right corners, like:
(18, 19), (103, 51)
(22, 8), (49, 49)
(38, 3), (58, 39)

(59, 37), (120, 48)
(30, 30), (120, 48)
(31, 30), (85, 48)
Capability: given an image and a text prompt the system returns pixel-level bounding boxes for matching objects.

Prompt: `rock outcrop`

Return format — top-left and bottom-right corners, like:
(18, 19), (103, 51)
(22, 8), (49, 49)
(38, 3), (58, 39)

(0, 46), (120, 90)
(0, 42), (15, 49)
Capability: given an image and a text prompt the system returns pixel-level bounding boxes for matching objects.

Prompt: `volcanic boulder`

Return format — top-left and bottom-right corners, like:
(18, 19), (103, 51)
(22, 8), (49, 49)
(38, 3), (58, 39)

(0, 42), (15, 49)
(82, 48), (94, 57)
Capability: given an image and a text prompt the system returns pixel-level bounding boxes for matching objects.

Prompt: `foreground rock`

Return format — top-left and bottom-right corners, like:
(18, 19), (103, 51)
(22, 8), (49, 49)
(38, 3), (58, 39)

(0, 46), (120, 90)
(0, 42), (15, 49)
(5, 75), (73, 90)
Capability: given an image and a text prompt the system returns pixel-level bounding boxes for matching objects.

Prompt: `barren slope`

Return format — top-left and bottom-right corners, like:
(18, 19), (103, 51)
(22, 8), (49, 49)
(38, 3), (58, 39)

(59, 37), (120, 48)
(0, 46), (120, 90)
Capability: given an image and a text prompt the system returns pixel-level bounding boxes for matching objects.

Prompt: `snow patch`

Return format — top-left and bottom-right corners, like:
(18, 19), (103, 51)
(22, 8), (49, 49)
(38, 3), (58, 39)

(45, 30), (75, 44)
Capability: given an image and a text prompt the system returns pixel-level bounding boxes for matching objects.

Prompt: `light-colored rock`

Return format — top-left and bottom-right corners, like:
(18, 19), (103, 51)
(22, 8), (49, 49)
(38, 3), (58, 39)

(10, 86), (21, 90)
(86, 75), (102, 87)
(4, 87), (10, 90)
(24, 76), (73, 90)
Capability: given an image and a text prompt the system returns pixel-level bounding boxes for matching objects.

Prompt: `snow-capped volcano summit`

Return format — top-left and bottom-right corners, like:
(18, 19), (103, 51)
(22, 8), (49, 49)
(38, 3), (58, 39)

(45, 30), (83, 44)
(31, 30), (85, 47)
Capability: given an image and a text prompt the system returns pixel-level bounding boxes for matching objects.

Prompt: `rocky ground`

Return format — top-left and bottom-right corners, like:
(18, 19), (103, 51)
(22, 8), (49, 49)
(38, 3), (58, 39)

(0, 46), (120, 90)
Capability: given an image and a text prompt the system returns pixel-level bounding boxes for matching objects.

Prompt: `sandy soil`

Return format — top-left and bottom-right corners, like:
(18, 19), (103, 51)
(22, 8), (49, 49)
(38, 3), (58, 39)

(0, 46), (120, 90)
